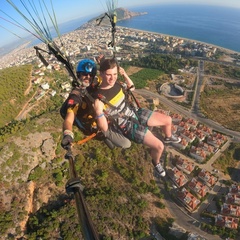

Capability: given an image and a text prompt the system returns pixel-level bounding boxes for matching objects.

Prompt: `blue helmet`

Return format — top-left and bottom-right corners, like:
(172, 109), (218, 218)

(76, 59), (97, 78)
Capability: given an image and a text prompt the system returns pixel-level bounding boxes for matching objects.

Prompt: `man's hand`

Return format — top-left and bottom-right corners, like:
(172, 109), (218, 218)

(118, 67), (135, 91)
(96, 54), (105, 64)
(118, 67), (126, 77)
(61, 130), (74, 149)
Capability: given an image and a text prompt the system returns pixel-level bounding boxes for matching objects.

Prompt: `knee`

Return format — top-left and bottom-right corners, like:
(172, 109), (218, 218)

(116, 136), (131, 149)
(167, 115), (172, 124)
(155, 140), (164, 152)
(103, 129), (131, 149)
(159, 141), (164, 151)
(114, 138), (131, 149)
(122, 139), (131, 149)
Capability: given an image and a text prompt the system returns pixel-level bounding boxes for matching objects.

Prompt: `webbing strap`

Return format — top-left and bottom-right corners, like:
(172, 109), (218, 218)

(75, 133), (97, 145)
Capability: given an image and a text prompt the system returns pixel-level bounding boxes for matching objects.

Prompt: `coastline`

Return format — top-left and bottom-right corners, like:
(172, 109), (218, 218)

(1, 20), (239, 64)
(117, 25), (239, 55)
(117, 4), (240, 54)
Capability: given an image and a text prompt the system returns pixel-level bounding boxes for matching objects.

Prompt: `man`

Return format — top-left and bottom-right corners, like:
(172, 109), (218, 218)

(60, 58), (131, 150)
(93, 58), (181, 177)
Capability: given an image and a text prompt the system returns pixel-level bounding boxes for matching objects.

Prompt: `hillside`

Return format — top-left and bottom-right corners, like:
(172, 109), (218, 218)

(0, 65), (33, 127)
(78, 7), (147, 29)
(0, 65), (172, 239)
(1, 54), (240, 239)
(0, 111), (172, 240)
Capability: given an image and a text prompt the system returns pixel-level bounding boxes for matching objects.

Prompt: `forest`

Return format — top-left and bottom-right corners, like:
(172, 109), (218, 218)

(0, 65), (32, 127)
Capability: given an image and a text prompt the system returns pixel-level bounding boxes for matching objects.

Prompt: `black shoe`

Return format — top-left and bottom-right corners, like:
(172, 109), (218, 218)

(164, 134), (181, 144)
(154, 163), (166, 177)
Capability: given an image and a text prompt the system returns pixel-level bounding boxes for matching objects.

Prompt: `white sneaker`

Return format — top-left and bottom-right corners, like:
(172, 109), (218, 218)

(155, 163), (166, 177)
(164, 134), (181, 144)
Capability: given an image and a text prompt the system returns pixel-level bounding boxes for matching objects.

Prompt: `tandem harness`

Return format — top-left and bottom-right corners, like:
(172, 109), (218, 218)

(96, 84), (142, 137)
(60, 87), (97, 135)
(60, 86), (116, 149)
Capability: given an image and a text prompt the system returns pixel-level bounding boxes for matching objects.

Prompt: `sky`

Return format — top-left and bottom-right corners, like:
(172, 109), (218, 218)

(0, 0), (240, 48)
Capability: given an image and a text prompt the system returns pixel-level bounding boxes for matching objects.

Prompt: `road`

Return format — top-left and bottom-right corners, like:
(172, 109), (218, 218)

(136, 89), (240, 142)
(156, 177), (222, 240)
(135, 68), (240, 239)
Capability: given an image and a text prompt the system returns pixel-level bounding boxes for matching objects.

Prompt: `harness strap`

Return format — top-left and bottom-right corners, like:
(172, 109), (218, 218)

(97, 93), (120, 110)
(96, 88), (141, 137)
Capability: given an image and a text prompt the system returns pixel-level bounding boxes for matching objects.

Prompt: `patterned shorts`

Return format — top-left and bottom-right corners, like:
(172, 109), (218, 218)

(124, 108), (153, 144)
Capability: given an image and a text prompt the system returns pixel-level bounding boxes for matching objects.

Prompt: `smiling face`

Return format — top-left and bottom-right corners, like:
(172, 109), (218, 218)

(100, 66), (118, 88)
(99, 58), (119, 89)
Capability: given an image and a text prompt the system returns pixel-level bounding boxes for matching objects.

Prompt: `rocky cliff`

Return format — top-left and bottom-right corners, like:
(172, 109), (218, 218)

(114, 7), (147, 20)
(78, 7), (147, 29)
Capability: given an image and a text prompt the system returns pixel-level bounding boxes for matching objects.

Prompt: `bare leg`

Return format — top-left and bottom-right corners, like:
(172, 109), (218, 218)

(147, 111), (172, 138)
(143, 129), (164, 166)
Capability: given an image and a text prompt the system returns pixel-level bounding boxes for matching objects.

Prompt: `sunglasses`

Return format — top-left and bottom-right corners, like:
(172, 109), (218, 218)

(77, 72), (93, 78)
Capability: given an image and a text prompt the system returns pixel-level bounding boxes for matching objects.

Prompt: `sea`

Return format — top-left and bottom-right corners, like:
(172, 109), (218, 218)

(117, 4), (240, 53)
(1, 4), (240, 55)
(57, 4), (240, 53)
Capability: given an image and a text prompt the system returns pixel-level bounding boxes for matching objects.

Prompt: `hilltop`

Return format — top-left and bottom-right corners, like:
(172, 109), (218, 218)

(77, 7), (147, 29)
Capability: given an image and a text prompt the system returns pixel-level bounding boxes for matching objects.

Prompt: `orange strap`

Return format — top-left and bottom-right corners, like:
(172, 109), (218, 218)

(75, 133), (97, 145)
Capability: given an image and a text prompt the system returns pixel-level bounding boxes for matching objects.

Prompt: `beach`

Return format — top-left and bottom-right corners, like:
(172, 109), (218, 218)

(118, 4), (240, 53)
